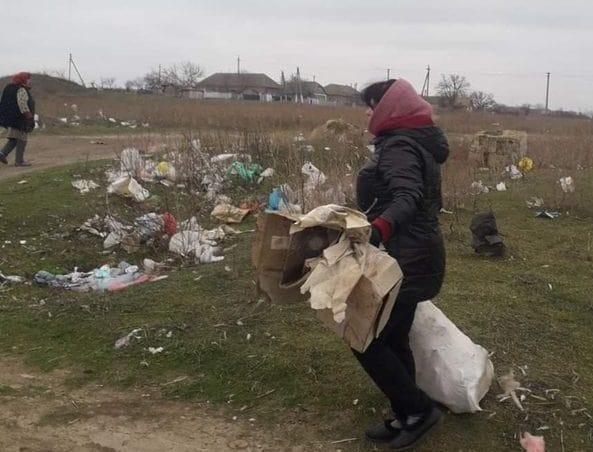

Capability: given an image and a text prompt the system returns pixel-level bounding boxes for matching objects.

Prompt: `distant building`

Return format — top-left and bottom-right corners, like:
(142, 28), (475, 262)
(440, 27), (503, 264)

(187, 73), (282, 101)
(282, 80), (328, 104)
(324, 84), (361, 106)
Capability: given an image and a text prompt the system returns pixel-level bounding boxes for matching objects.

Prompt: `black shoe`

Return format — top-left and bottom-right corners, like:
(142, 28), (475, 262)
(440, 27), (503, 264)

(365, 419), (403, 443)
(15, 161), (32, 167)
(0, 154), (7, 164)
(388, 407), (443, 450)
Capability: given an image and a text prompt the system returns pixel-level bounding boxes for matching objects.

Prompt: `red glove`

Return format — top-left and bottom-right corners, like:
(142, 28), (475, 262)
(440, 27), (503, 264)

(23, 111), (33, 119)
(371, 217), (392, 243)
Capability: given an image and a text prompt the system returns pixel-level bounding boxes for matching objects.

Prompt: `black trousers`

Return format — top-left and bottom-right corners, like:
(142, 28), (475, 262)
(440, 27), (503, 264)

(352, 285), (432, 418)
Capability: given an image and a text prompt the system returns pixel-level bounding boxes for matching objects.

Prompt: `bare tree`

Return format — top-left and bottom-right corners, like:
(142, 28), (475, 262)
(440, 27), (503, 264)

(100, 77), (117, 89)
(142, 61), (204, 91)
(436, 74), (470, 107)
(125, 77), (146, 91)
(469, 91), (496, 111)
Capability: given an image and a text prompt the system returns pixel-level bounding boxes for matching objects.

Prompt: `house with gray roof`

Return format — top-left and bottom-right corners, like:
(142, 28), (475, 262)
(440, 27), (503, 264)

(186, 73), (282, 101)
(324, 84), (361, 106)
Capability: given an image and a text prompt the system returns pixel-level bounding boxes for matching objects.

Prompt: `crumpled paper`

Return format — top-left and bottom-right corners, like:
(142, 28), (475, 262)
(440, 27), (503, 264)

(290, 204), (370, 242)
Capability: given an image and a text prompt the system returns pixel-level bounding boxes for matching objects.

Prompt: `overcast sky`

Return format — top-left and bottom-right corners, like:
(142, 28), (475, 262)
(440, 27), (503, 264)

(3, 0), (593, 111)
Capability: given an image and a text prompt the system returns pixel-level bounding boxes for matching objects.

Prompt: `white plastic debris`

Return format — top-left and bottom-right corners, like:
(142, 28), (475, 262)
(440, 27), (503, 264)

(496, 182), (507, 191)
(148, 346), (164, 355)
(72, 179), (100, 194)
(168, 231), (224, 264)
(470, 180), (489, 194)
(0, 272), (26, 284)
(559, 176), (575, 193)
(505, 165), (523, 180)
(120, 148), (144, 175)
(409, 301), (494, 413)
(301, 162), (327, 190)
(115, 328), (143, 349)
(526, 197), (544, 209)
(107, 176), (150, 202)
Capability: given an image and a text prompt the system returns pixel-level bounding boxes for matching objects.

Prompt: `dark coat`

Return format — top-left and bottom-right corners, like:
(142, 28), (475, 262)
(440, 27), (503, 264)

(0, 84), (35, 130)
(357, 126), (449, 303)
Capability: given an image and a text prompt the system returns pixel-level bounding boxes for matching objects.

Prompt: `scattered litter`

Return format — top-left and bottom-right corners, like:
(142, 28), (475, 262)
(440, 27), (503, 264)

(169, 230), (225, 263)
(496, 182), (507, 191)
(301, 162), (327, 191)
(505, 164), (524, 180)
(224, 266), (231, 272)
(536, 210), (561, 219)
(526, 197), (544, 209)
(267, 185), (301, 213)
(520, 432), (545, 452)
(34, 261), (164, 292)
(148, 346), (164, 355)
(470, 180), (489, 194)
(211, 203), (250, 224)
(257, 167), (275, 184)
(114, 328), (143, 349)
(439, 208), (453, 215)
(559, 176), (575, 194)
(19, 240), (26, 245)
(71, 179), (99, 194)
(470, 211), (505, 257)
(107, 176), (150, 202)
(0, 272), (26, 284)
(17, 180), (27, 185)
(518, 157), (534, 173)
(226, 161), (263, 183)
(90, 140), (106, 145)
(497, 370), (528, 411)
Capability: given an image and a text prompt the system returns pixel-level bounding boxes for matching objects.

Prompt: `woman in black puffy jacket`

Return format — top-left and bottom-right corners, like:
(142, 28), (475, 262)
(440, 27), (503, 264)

(354, 78), (449, 450)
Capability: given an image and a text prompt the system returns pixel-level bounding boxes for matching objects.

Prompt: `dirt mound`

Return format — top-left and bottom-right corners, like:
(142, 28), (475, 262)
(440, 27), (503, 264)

(0, 73), (88, 98)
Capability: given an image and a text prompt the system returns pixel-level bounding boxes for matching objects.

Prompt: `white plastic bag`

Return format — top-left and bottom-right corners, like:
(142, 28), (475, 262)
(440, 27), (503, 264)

(107, 176), (150, 202)
(409, 301), (494, 413)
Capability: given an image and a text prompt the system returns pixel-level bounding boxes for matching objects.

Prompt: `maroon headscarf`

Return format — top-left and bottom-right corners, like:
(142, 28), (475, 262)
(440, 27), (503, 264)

(368, 79), (433, 136)
(11, 72), (31, 86)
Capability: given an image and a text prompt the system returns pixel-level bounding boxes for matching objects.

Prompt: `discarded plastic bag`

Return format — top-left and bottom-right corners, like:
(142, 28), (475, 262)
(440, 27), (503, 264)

(107, 176), (150, 202)
(409, 301), (494, 413)
(72, 179), (99, 194)
(226, 162), (263, 183)
(120, 148), (143, 175)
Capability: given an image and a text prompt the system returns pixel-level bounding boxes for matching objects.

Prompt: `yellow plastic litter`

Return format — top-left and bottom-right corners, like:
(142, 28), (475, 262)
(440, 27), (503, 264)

(517, 157), (534, 172)
(157, 161), (169, 174)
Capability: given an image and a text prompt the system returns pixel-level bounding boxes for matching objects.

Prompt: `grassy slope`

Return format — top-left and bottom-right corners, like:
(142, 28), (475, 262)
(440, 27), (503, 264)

(0, 163), (592, 451)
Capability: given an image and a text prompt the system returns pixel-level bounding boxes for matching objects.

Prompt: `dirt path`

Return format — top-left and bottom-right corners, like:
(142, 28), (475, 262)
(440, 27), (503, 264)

(0, 356), (327, 452)
(0, 133), (183, 181)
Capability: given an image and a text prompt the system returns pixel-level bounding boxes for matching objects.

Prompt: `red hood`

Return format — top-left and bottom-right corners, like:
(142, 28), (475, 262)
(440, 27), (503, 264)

(368, 79), (433, 136)
(11, 72), (31, 86)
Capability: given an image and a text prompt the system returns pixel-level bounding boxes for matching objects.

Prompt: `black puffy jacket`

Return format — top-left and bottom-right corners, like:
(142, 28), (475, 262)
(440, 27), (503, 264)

(357, 126), (449, 303)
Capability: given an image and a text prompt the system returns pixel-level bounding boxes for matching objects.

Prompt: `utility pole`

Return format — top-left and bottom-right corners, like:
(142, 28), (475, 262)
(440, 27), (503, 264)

(158, 64), (162, 86)
(421, 65), (431, 97)
(237, 56), (241, 75)
(545, 72), (551, 112)
(386, 68), (391, 80)
(313, 75), (316, 82)
(67, 53), (85, 87)
(296, 66), (303, 104)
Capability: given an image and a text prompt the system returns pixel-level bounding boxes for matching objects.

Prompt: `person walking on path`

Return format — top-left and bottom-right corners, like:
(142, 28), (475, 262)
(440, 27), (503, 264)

(0, 72), (36, 166)
(354, 78), (450, 450)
